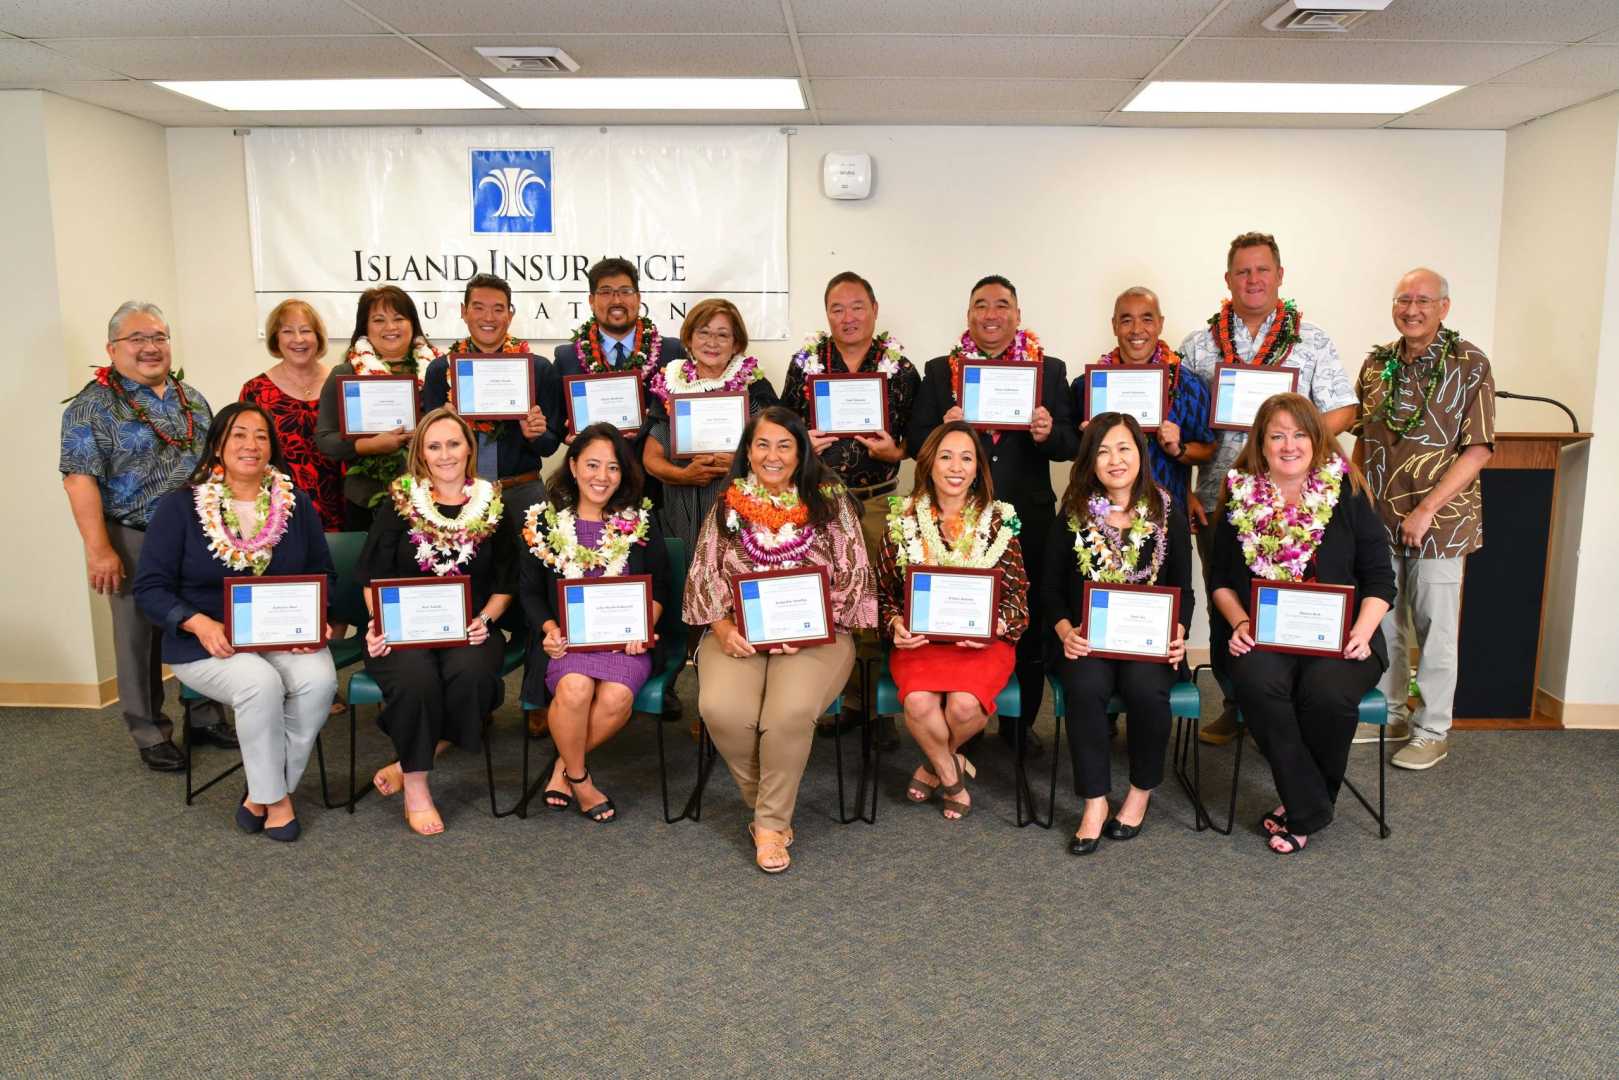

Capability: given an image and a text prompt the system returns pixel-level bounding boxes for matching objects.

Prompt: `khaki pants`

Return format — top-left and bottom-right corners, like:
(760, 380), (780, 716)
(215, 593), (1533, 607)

(1378, 551), (1464, 740)
(697, 632), (856, 831)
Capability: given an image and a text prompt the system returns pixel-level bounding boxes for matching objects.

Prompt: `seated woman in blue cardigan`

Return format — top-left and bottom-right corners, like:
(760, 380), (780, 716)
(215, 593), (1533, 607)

(134, 402), (341, 842)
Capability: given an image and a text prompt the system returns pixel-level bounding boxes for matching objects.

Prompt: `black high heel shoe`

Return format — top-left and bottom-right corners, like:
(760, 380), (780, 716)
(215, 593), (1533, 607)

(1102, 818), (1143, 841)
(1069, 834), (1100, 856)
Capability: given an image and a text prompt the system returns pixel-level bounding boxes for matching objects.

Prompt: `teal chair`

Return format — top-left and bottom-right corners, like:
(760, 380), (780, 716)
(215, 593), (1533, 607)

(519, 536), (694, 823)
(1045, 675), (1207, 831)
(682, 694), (849, 824)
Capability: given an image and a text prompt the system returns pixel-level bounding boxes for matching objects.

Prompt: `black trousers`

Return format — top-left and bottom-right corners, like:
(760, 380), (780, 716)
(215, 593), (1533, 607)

(365, 633), (506, 772)
(1009, 508), (1051, 735)
(1229, 648), (1382, 835)
(1194, 525), (1232, 705)
(1055, 655), (1175, 799)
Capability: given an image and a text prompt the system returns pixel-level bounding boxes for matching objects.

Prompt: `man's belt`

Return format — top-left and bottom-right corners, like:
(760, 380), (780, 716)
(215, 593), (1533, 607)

(846, 480), (898, 501)
(497, 470), (541, 491)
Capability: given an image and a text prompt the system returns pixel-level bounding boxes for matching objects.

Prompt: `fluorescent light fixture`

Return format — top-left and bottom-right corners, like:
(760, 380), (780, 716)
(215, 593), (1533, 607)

(485, 77), (805, 111)
(1125, 81), (1462, 114)
(156, 79), (501, 111)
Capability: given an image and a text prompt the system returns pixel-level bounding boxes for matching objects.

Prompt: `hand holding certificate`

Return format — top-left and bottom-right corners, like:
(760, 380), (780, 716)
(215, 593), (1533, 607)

(809, 373), (888, 437)
(451, 355), (535, 420)
(960, 361), (1039, 430)
(564, 372), (644, 435)
(1083, 365), (1168, 431)
(367, 577), (472, 653)
(338, 375), (418, 436)
(729, 567), (835, 651)
(1211, 364), (1300, 431)
(1080, 583), (1182, 664)
(224, 575), (328, 652)
(903, 567), (1000, 644)
(556, 575), (655, 653)
(1248, 581), (1353, 657)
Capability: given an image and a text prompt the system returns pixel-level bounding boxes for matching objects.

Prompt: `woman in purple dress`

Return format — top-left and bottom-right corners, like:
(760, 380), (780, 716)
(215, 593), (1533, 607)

(518, 423), (672, 822)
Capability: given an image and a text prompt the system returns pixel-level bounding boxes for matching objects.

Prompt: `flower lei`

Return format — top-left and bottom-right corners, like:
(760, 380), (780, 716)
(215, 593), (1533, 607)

(1370, 327), (1458, 439)
(194, 467), (296, 575)
(1208, 299), (1301, 368)
(570, 317), (663, 376)
(1097, 340), (1182, 401)
(886, 494), (1019, 570)
(948, 328), (1044, 403)
(1225, 458), (1347, 581)
(447, 335), (530, 435)
(390, 475), (503, 575)
(87, 366), (204, 452)
(1067, 489), (1169, 585)
(347, 336), (437, 504)
(523, 498), (652, 578)
(724, 475), (827, 567)
(646, 353), (763, 405)
(789, 331), (904, 397)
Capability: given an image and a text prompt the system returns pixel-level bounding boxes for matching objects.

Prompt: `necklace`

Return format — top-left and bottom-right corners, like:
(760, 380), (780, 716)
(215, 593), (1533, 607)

(1096, 340), (1182, 401)
(270, 361), (327, 401)
(1370, 327), (1457, 439)
(725, 475), (816, 567)
(1209, 299), (1301, 368)
(887, 494), (1019, 570)
(947, 328), (1044, 403)
(194, 467), (295, 574)
(789, 331), (904, 396)
(1225, 458), (1346, 581)
(347, 336), (433, 386)
(646, 353), (763, 405)
(571, 317), (663, 376)
(1068, 490), (1167, 584)
(390, 475), (503, 575)
(523, 498), (652, 578)
(92, 367), (202, 452)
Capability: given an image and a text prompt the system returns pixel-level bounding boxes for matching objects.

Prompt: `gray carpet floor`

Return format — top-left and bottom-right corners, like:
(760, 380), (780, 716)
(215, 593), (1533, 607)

(3, 667), (1616, 1079)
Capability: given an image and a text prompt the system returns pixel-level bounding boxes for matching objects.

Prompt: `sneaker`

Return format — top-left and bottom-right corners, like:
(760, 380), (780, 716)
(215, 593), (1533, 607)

(1198, 705), (1239, 746)
(1392, 736), (1448, 771)
(1352, 720), (1411, 744)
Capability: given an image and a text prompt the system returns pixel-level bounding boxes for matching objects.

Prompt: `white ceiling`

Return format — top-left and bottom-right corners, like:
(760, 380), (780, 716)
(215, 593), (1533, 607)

(1, 0), (1617, 129)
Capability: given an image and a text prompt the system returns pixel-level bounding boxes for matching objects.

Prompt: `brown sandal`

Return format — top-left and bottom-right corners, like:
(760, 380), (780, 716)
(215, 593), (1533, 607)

(906, 762), (940, 803)
(748, 822), (792, 873)
(373, 761), (403, 797)
(938, 754), (976, 821)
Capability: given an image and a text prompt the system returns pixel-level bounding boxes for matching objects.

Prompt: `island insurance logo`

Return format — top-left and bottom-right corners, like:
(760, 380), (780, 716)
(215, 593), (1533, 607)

(470, 148), (553, 234)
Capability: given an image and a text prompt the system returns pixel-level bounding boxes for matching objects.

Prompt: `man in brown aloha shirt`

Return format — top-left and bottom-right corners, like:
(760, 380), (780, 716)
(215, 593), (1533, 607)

(1353, 268), (1494, 772)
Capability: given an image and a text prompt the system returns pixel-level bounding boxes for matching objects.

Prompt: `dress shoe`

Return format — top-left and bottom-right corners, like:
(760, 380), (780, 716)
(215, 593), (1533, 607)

(139, 741), (185, 772)
(1069, 835), (1100, 856)
(1102, 818), (1142, 841)
(189, 723), (239, 750)
(264, 817), (301, 843)
(526, 709), (549, 739)
(236, 798), (267, 834)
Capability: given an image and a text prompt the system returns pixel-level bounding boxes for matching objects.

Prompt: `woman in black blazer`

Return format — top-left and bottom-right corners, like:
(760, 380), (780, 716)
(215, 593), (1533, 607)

(519, 423), (671, 822)
(1209, 393), (1395, 854)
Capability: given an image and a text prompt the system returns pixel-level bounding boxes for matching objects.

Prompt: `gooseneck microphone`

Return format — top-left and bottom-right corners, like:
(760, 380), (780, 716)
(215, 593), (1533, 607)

(1495, 390), (1580, 433)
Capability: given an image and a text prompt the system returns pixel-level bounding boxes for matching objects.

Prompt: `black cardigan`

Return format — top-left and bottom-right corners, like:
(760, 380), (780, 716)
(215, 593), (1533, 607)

(1208, 484), (1397, 667)
(1040, 502), (1195, 666)
(516, 508), (674, 706)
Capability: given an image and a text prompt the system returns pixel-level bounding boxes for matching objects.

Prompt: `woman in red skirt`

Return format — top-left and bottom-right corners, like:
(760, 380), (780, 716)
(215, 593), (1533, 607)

(875, 421), (1027, 820)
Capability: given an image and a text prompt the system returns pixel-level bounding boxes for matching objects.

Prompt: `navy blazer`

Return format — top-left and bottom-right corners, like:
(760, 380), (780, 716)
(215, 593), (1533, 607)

(421, 352), (565, 472)
(516, 507), (673, 705)
(552, 336), (687, 380)
(134, 485), (336, 665)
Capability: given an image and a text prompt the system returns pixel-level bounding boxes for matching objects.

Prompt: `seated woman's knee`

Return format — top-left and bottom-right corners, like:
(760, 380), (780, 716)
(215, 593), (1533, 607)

(595, 681), (635, 716)
(902, 691), (940, 721)
(553, 674), (596, 710)
(944, 693), (983, 726)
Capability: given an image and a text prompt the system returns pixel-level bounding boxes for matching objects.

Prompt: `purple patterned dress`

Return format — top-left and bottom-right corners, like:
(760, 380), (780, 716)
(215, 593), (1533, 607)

(545, 518), (654, 696)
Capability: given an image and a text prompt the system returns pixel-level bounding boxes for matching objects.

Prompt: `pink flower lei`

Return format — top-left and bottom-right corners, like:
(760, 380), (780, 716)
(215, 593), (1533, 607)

(1225, 458), (1347, 582)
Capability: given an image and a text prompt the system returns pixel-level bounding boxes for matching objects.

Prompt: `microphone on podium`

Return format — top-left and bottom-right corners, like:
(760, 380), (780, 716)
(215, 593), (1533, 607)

(1495, 390), (1580, 433)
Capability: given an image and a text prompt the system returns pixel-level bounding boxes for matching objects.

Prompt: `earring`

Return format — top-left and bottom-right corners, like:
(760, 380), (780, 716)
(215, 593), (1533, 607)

(210, 464), (224, 480)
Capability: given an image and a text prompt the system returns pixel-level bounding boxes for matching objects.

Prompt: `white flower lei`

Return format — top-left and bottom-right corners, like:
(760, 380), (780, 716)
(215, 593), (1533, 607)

(194, 468), (296, 574)
(523, 499), (652, 578)
(790, 330), (904, 377)
(348, 335), (434, 387)
(886, 494), (1018, 569)
(661, 353), (763, 395)
(392, 475), (502, 575)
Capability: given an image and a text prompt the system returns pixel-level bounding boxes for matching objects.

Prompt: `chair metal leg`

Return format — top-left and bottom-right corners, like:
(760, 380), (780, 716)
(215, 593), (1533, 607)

(834, 659), (878, 825)
(183, 720), (243, 806)
(680, 723), (718, 822)
(481, 714), (523, 819)
(1014, 718), (1057, 829)
(344, 703), (376, 814)
(1171, 715), (1214, 832)
(1342, 726), (1392, 838)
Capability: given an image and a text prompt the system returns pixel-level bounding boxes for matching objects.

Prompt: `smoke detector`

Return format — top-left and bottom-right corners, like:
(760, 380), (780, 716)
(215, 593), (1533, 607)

(474, 46), (580, 74)
(1263, 1), (1392, 32)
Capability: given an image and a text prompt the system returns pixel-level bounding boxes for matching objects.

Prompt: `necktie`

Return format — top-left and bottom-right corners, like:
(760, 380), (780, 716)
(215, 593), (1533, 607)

(613, 342), (627, 367)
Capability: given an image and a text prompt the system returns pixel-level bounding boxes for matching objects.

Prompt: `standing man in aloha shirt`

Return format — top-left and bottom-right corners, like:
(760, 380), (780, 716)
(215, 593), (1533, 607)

(59, 301), (231, 772)
(1182, 232), (1358, 747)
(1353, 267), (1494, 772)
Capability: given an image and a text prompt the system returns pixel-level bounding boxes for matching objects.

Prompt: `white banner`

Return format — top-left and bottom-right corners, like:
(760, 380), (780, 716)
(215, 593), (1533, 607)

(244, 126), (789, 342)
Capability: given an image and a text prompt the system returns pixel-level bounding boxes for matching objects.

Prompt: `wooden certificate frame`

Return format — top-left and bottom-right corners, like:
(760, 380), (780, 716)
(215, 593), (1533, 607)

(730, 565), (837, 649)
(222, 574), (328, 653)
(556, 574), (656, 653)
(669, 391), (748, 460)
(563, 371), (645, 436)
(903, 565), (1001, 644)
(1080, 582), (1182, 664)
(808, 372), (890, 437)
(1249, 580), (1354, 658)
(335, 375), (419, 437)
(1081, 363), (1170, 433)
(368, 575), (473, 651)
(449, 354), (536, 421)
(959, 359), (1041, 432)
(1210, 363), (1300, 432)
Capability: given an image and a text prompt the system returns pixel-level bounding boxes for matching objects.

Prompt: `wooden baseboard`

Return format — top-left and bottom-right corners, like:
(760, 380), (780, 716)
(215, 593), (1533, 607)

(1560, 702), (1619, 730)
(0, 676), (119, 709)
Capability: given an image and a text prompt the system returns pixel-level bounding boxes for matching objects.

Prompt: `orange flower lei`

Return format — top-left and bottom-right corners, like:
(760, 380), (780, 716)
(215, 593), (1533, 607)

(724, 479), (810, 531)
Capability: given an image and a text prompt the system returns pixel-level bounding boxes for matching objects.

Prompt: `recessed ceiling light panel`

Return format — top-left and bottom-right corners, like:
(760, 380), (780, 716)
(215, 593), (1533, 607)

(156, 79), (502, 111)
(1124, 81), (1462, 114)
(486, 77), (805, 111)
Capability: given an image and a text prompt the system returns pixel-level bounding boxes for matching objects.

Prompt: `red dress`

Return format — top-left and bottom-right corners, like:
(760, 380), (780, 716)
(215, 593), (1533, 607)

(240, 373), (345, 531)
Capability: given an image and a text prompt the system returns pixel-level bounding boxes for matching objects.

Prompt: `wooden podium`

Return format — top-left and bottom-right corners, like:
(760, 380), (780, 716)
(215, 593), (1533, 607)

(1455, 431), (1592, 726)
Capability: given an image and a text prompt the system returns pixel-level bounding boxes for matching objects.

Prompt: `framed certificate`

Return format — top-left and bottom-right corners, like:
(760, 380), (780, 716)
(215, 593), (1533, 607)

(809, 373), (889, 436)
(369, 576), (472, 650)
(1250, 580), (1353, 657)
(1083, 364), (1168, 432)
(1211, 363), (1300, 431)
(556, 575), (655, 653)
(337, 375), (418, 436)
(960, 360), (1040, 431)
(1080, 582), (1181, 664)
(564, 372), (644, 435)
(904, 566), (1001, 644)
(223, 575), (327, 652)
(671, 391), (747, 459)
(450, 354), (534, 420)
(730, 566), (836, 649)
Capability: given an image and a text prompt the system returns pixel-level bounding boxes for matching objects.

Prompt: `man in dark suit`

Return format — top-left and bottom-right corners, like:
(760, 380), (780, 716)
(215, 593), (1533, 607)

(908, 275), (1078, 753)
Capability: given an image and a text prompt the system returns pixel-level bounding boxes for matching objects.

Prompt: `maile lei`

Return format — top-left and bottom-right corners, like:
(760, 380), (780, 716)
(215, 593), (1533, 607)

(74, 366), (206, 453)
(885, 494), (1019, 570)
(447, 335), (530, 435)
(1369, 327), (1459, 439)
(390, 475), (503, 575)
(646, 353), (763, 406)
(522, 498), (652, 578)
(1225, 458), (1346, 581)
(570, 316), (663, 376)
(348, 336), (438, 504)
(1096, 340), (1182, 402)
(1208, 299), (1301, 368)
(724, 475), (844, 568)
(1067, 489), (1170, 585)
(948, 328), (1044, 403)
(194, 467), (295, 575)
(789, 331), (904, 397)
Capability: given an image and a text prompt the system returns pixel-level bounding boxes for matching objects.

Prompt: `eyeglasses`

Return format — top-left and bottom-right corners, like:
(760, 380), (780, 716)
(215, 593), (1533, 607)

(593, 287), (638, 300)
(1391, 296), (1443, 309)
(694, 328), (734, 343)
(112, 333), (171, 346)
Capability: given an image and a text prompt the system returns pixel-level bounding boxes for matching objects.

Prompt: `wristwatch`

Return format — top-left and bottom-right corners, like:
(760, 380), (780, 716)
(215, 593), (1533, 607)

(475, 613), (493, 627)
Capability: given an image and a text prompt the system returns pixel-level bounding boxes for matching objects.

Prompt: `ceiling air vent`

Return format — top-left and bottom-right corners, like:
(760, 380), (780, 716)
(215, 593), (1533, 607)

(474, 46), (580, 74)
(1262, 1), (1392, 33)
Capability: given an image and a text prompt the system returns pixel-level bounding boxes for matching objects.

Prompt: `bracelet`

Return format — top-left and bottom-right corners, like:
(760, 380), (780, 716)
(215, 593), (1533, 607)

(1232, 618), (1251, 632)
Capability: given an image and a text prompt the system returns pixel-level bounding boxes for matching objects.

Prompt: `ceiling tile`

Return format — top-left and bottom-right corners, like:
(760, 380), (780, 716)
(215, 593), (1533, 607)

(0, 0), (380, 37)
(38, 81), (222, 113)
(43, 36), (445, 80)
(1160, 38), (1557, 83)
(817, 109), (1111, 125)
(793, 0), (1215, 36)
(798, 34), (1175, 80)
(1586, 27), (1619, 44)
(419, 34), (797, 78)
(1387, 84), (1605, 128)
(349, 0), (786, 35)
(1487, 45), (1619, 88)
(809, 78), (1136, 112)
(1201, 0), (1619, 43)
(1106, 111), (1395, 128)
(0, 39), (123, 81)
